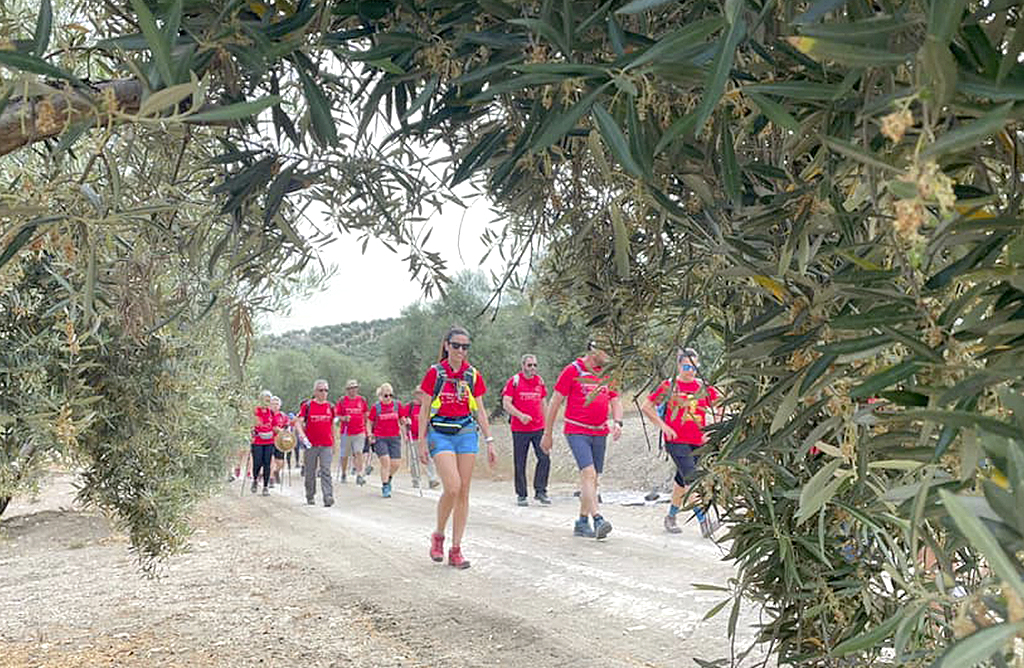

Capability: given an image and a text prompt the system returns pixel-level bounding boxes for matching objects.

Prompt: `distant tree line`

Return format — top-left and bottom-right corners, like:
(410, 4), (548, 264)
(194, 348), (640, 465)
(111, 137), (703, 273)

(253, 272), (592, 412)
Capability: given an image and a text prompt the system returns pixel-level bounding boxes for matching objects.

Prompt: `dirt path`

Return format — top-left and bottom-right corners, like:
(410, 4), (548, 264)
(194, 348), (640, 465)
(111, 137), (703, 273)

(1, 464), (767, 667)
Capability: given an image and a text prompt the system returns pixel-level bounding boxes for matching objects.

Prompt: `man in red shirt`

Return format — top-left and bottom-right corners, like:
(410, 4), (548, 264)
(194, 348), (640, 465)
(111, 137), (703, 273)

(541, 340), (623, 540)
(641, 348), (721, 536)
(502, 354), (550, 506)
(297, 379), (335, 507)
(336, 379), (369, 486)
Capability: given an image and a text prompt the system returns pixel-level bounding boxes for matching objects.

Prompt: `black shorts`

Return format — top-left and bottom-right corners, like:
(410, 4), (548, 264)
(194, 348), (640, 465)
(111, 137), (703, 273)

(665, 442), (701, 486)
(273, 448), (285, 460)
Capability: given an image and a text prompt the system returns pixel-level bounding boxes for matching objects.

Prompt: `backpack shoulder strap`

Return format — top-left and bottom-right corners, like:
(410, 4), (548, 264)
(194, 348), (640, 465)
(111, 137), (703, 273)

(431, 363), (447, 399)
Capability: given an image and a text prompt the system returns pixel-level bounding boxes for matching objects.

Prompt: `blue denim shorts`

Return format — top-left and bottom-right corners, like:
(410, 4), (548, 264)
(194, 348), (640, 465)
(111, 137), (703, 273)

(428, 428), (479, 455)
(566, 433), (608, 473)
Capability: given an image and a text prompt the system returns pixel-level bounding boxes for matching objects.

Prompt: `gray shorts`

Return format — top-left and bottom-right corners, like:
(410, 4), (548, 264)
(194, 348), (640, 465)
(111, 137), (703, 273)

(373, 436), (401, 459)
(566, 433), (607, 474)
(340, 432), (366, 457)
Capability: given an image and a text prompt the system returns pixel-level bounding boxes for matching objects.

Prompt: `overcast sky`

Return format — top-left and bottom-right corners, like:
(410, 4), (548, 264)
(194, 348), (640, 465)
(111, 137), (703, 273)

(261, 192), (500, 334)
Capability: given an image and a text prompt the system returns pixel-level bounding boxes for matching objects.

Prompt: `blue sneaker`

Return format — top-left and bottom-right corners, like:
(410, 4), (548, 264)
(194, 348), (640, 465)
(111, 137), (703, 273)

(594, 517), (612, 540)
(382, 482), (392, 498)
(573, 518), (595, 537)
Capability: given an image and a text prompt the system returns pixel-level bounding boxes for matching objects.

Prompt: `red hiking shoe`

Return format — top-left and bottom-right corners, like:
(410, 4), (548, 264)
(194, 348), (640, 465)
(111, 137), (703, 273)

(448, 546), (470, 570)
(430, 532), (445, 562)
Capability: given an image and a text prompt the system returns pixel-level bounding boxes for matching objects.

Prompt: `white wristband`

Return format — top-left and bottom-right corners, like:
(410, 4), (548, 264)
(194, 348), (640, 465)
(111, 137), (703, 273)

(485, 436), (494, 443)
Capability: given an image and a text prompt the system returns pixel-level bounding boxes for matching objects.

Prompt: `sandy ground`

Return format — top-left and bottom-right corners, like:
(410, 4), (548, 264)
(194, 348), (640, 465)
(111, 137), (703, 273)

(0, 423), (770, 668)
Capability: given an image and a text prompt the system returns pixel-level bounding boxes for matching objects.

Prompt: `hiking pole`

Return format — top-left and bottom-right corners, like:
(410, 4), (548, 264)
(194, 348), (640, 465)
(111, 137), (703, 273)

(405, 427), (423, 498)
(239, 450), (251, 497)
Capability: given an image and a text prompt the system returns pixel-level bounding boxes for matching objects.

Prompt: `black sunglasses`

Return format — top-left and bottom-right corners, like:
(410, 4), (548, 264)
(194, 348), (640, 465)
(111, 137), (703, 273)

(449, 342), (471, 350)
(382, 393), (393, 398)
(525, 363), (537, 367)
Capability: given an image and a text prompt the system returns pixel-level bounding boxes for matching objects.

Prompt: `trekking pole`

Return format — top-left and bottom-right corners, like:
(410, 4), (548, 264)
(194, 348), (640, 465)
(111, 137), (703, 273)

(405, 427), (423, 498)
(239, 450), (251, 497)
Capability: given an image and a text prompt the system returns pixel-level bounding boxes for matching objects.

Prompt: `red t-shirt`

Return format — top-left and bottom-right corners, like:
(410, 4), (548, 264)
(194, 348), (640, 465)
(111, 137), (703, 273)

(648, 380), (720, 446)
(368, 400), (402, 438)
(418, 360), (486, 418)
(300, 400), (335, 447)
(336, 395), (369, 435)
(554, 358), (618, 435)
(403, 401), (422, 440)
(253, 406), (275, 444)
(273, 411), (289, 430)
(502, 373), (547, 432)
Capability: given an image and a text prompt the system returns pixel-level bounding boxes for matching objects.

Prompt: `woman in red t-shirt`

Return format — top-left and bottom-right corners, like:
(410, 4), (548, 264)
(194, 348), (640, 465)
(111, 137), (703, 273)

(641, 348), (721, 537)
(368, 382), (403, 498)
(251, 389), (276, 496)
(414, 326), (496, 569)
(269, 396), (289, 487)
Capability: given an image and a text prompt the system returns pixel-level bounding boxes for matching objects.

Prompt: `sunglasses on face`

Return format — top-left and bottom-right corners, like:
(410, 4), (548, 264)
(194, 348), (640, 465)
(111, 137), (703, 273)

(316, 388), (329, 392)
(680, 364), (696, 371)
(525, 363), (537, 368)
(382, 393), (392, 398)
(449, 342), (471, 350)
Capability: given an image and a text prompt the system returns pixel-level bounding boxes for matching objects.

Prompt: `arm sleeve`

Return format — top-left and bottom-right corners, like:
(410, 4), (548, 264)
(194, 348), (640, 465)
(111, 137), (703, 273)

(553, 365), (574, 396)
(647, 380), (669, 404)
(418, 367), (438, 396)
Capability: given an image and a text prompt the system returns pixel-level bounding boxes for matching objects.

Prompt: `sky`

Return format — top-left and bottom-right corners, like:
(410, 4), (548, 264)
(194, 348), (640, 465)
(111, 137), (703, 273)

(261, 192), (500, 334)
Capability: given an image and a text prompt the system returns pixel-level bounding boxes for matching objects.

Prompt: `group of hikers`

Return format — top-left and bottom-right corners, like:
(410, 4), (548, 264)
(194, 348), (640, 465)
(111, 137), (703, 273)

(244, 326), (721, 569)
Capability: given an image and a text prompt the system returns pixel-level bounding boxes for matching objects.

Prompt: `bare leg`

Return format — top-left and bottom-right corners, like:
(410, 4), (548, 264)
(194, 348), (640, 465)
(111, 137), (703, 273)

(379, 455), (391, 485)
(579, 466), (599, 516)
(433, 453), (460, 535)
(451, 452), (476, 547)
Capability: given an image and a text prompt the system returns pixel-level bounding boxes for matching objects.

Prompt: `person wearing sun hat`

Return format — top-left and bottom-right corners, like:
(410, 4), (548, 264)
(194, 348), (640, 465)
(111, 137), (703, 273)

(336, 378), (369, 485)
(541, 337), (623, 540)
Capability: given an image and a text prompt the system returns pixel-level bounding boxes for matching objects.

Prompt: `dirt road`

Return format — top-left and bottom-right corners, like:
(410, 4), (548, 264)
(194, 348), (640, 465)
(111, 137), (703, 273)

(0, 465), (766, 667)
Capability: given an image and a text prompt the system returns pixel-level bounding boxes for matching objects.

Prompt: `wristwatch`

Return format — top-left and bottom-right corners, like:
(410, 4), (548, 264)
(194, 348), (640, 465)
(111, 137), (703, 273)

(485, 436), (495, 443)
(613, 420), (623, 427)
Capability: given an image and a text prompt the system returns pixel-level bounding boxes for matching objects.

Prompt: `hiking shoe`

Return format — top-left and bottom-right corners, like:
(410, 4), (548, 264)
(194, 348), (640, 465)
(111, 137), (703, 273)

(448, 546), (470, 570)
(261, 486), (270, 497)
(382, 482), (391, 498)
(341, 473), (347, 484)
(412, 477), (420, 488)
(517, 496), (528, 507)
(268, 479), (275, 489)
(535, 492), (552, 505)
(430, 533), (445, 562)
(664, 514), (682, 534)
(250, 481), (258, 494)
(574, 518), (595, 538)
(594, 517), (612, 540)
(356, 474), (365, 486)
(324, 498), (334, 508)
(306, 498), (315, 506)
(365, 464), (374, 475)
(428, 479), (440, 489)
